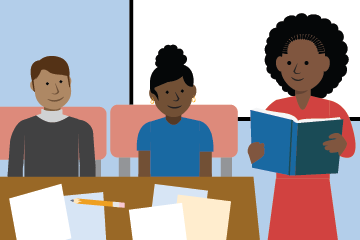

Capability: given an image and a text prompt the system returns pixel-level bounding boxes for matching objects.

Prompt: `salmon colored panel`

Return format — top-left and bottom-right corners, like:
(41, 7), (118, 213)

(110, 105), (163, 158)
(0, 107), (106, 160)
(110, 105), (238, 158)
(183, 105), (238, 157)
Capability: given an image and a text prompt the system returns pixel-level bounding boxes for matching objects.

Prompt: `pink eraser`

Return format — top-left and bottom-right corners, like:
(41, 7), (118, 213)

(113, 202), (125, 208)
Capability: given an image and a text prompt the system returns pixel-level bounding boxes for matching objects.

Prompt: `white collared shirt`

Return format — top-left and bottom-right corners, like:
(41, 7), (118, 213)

(37, 109), (68, 123)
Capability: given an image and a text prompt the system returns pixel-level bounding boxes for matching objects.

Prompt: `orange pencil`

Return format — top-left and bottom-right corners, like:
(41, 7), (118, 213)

(70, 198), (125, 208)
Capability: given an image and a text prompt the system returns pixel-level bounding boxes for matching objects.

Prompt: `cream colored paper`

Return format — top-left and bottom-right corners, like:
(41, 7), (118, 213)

(177, 195), (231, 240)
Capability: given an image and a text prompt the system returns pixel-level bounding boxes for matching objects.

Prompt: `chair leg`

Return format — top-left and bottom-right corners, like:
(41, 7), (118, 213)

(119, 158), (131, 177)
(95, 160), (101, 177)
(221, 158), (232, 177)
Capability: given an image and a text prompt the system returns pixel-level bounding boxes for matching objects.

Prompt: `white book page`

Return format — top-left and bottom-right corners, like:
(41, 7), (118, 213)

(252, 109), (341, 123)
(298, 117), (341, 123)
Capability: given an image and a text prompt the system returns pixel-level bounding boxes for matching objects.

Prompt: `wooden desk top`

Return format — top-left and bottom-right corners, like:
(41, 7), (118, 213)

(0, 177), (260, 240)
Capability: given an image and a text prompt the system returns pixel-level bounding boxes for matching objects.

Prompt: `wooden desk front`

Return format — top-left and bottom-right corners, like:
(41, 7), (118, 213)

(0, 177), (260, 239)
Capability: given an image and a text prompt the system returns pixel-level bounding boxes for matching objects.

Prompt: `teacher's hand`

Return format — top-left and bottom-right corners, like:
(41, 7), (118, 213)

(323, 133), (347, 155)
(248, 142), (265, 164)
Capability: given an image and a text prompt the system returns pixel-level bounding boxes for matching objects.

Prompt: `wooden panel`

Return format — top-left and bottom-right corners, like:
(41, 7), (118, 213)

(0, 177), (259, 239)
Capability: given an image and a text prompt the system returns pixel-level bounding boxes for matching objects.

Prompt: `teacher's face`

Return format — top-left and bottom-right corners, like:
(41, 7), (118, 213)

(150, 77), (196, 117)
(276, 40), (330, 92)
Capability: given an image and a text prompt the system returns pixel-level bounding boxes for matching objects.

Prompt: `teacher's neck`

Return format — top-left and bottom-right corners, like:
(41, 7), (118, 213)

(166, 116), (182, 125)
(295, 90), (311, 110)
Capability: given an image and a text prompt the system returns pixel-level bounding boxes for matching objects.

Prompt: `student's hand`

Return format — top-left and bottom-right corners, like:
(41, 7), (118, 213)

(248, 142), (265, 164)
(323, 133), (347, 155)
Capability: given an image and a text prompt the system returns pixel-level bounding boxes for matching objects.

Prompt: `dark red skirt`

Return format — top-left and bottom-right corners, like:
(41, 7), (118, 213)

(268, 173), (337, 240)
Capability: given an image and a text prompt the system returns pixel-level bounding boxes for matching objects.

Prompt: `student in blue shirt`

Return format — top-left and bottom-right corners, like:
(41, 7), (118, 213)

(137, 45), (214, 177)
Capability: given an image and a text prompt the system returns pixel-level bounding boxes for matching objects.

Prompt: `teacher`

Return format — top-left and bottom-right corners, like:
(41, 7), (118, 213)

(248, 13), (356, 240)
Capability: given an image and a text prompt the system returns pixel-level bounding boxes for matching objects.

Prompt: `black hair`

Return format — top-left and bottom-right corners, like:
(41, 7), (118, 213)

(265, 13), (348, 98)
(150, 45), (194, 99)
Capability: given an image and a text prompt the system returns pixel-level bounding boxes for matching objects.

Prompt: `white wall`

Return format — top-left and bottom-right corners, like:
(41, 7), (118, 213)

(134, 0), (360, 117)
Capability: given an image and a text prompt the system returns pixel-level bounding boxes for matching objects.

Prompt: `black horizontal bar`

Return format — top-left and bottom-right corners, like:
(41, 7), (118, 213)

(238, 117), (250, 121)
(350, 117), (360, 121)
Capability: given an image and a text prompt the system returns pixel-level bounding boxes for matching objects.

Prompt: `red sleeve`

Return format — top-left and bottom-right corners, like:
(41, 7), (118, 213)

(266, 100), (279, 111)
(330, 101), (356, 158)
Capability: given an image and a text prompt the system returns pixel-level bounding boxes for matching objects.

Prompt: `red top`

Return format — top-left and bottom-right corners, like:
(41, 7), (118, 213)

(266, 96), (356, 179)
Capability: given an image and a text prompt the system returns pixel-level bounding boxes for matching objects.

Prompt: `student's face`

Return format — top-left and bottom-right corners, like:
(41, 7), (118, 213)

(276, 40), (330, 93)
(31, 70), (71, 110)
(150, 77), (196, 117)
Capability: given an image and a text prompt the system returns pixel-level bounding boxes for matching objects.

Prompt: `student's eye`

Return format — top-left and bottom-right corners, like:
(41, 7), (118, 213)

(46, 82), (49, 85)
(305, 61), (309, 65)
(287, 61), (291, 65)
(181, 89), (184, 93)
(59, 80), (63, 83)
(166, 91), (169, 94)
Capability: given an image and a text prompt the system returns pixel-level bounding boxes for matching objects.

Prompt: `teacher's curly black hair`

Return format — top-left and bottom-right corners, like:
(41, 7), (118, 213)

(265, 13), (348, 98)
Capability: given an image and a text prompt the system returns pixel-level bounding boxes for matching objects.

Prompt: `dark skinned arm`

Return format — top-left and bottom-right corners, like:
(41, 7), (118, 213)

(200, 152), (212, 177)
(138, 151), (150, 177)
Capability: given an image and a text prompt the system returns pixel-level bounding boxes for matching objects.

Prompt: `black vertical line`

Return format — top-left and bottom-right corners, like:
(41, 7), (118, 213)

(288, 121), (293, 175)
(129, 0), (134, 105)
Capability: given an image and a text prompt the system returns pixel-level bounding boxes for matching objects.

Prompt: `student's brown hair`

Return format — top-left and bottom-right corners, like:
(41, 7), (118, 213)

(31, 56), (70, 90)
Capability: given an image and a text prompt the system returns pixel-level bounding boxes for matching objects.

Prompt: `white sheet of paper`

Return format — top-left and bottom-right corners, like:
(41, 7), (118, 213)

(177, 195), (231, 240)
(64, 192), (106, 240)
(9, 184), (71, 240)
(152, 184), (208, 207)
(129, 203), (187, 240)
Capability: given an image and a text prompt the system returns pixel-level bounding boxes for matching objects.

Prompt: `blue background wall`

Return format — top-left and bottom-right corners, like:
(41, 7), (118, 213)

(0, 0), (129, 177)
(0, 1), (358, 239)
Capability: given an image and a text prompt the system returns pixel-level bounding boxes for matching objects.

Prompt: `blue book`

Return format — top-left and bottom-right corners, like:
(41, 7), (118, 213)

(250, 109), (343, 175)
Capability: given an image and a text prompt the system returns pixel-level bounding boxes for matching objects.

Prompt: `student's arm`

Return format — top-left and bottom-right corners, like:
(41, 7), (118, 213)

(199, 122), (214, 177)
(8, 122), (25, 177)
(138, 151), (150, 177)
(79, 121), (96, 177)
(200, 152), (212, 176)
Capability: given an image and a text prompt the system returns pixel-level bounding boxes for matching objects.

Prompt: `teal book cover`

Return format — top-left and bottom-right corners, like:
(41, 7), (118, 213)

(251, 109), (343, 175)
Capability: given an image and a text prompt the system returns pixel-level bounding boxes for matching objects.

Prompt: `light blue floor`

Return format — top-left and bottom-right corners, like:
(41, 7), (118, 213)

(1, 121), (359, 239)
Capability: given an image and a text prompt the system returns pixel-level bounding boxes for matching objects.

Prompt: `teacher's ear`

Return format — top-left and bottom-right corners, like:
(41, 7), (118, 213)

(319, 55), (330, 72)
(276, 56), (284, 72)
